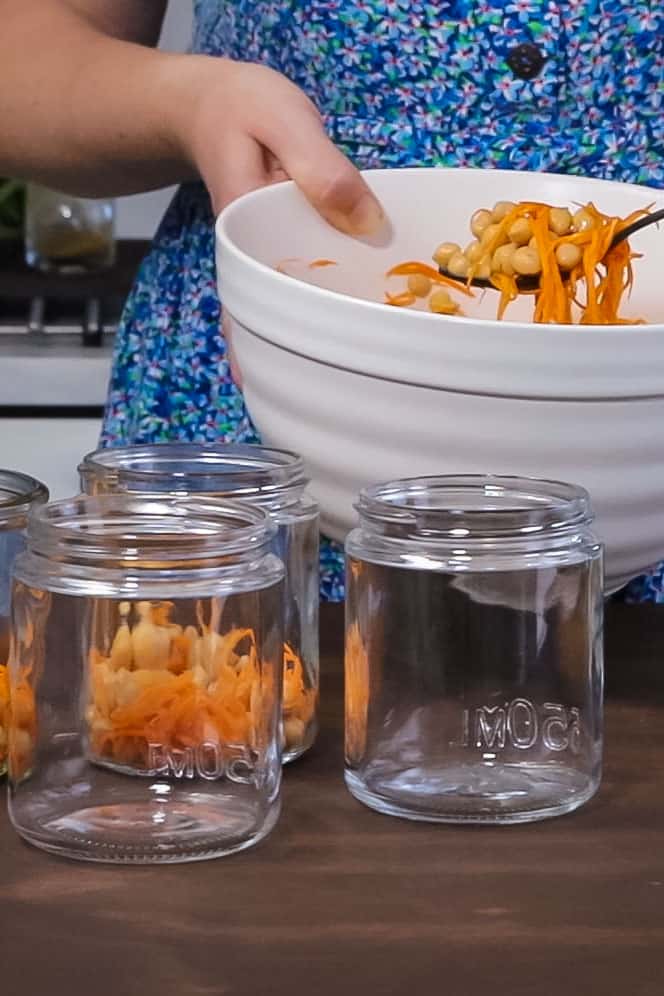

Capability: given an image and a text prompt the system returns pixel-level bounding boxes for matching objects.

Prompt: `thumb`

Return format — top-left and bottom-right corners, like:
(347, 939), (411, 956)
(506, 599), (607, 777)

(254, 91), (385, 237)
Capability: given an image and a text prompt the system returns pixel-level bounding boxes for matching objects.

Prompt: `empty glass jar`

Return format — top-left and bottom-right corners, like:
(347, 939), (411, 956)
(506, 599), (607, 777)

(0, 470), (48, 777)
(79, 443), (319, 762)
(8, 495), (284, 863)
(345, 475), (604, 825)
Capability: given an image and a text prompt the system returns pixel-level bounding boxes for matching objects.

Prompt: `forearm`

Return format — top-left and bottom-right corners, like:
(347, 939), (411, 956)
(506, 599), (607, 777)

(0, 0), (383, 232)
(0, 0), (207, 196)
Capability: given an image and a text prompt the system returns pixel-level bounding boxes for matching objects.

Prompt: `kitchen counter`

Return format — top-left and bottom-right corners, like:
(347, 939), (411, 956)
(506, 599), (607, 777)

(0, 333), (114, 406)
(1, 602), (664, 995)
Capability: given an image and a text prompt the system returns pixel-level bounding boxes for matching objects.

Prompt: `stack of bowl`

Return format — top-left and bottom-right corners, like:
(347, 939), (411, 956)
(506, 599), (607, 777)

(216, 167), (664, 593)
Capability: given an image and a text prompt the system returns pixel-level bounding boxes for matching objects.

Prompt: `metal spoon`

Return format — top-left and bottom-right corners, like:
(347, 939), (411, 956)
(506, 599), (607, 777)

(439, 206), (664, 291)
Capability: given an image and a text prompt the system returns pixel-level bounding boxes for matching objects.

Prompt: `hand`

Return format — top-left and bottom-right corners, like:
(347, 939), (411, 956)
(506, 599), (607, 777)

(177, 58), (386, 388)
(180, 58), (385, 234)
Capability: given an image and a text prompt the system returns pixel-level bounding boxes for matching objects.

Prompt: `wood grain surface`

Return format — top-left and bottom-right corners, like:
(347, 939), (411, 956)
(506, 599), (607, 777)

(1, 602), (663, 996)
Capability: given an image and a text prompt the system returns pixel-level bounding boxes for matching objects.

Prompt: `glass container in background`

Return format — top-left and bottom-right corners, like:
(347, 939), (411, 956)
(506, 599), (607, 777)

(345, 475), (603, 825)
(0, 471), (48, 777)
(8, 495), (284, 863)
(24, 183), (115, 273)
(79, 443), (319, 762)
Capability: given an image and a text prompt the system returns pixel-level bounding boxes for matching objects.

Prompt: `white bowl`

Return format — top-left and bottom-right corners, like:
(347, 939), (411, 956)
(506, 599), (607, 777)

(216, 168), (664, 592)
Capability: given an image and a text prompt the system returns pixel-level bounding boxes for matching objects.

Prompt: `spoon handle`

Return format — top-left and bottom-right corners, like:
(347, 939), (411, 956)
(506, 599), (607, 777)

(610, 206), (664, 248)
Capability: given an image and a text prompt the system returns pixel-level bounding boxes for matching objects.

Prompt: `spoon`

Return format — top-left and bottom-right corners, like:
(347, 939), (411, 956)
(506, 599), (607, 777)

(439, 206), (664, 291)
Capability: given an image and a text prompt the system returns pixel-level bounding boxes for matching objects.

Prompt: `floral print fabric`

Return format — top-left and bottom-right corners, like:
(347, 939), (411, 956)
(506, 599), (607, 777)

(102, 0), (664, 602)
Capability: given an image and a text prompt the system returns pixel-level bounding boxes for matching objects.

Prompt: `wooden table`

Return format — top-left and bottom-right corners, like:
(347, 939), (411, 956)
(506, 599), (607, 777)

(2, 603), (664, 995)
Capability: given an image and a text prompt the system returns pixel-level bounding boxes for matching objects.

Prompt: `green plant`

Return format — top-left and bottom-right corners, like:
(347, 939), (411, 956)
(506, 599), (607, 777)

(0, 178), (26, 239)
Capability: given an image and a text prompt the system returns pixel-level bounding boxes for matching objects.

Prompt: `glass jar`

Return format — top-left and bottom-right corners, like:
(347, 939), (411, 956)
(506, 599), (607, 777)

(8, 495), (284, 863)
(345, 475), (604, 825)
(24, 183), (115, 273)
(0, 471), (49, 777)
(79, 443), (319, 762)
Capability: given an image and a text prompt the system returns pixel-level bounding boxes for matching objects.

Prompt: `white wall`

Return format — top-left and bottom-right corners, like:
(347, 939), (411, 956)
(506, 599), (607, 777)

(115, 0), (195, 238)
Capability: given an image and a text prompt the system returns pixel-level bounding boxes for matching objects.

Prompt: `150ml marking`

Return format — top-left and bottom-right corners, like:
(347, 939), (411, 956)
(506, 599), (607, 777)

(451, 699), (582, 753)
(147, 741), (258, 783)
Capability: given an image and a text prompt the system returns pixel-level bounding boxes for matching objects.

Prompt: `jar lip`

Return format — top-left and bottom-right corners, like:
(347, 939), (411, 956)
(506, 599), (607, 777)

(78, 443), (307, 501)
(27, 494), (274, 564)
(0, 469), (49, 526)
(357, 474), (592, 539)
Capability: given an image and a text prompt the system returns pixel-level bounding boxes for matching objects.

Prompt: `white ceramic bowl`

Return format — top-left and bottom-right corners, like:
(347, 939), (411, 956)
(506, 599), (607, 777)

(216, 168), (664, 592)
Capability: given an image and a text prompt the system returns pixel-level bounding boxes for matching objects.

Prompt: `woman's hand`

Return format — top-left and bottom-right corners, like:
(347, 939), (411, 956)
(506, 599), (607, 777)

(178, 59), (385, 236)
(0, 4), (384, 237)
(175, 58), (386, 388)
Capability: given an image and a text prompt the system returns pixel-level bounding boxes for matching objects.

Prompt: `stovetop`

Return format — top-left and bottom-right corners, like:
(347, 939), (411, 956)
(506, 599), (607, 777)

(0, 239), (149, 344)
(0, 240), (150, 409)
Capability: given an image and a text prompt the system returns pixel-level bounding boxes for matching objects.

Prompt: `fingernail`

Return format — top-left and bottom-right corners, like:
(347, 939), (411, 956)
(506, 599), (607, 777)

(347, 193), (385, 236)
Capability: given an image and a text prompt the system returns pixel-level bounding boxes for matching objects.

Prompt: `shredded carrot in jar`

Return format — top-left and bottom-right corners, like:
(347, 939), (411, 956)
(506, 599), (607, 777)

(1, 663), (37, 780)
(87, 601), (315, 769)
(283, 642), (317, 748)
(345, 621), (369, 763)
(0, 664), (8, 771)
(308, 258), (338, 268)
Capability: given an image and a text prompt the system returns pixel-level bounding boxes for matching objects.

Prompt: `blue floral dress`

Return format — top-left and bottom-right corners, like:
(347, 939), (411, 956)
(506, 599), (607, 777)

(102, 0), (664, 602)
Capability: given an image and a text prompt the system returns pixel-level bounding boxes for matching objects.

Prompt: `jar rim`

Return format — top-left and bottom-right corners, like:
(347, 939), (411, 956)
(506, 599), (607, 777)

(357, 474), (592, 540)
(0, 469), (49, 528)
(26, 494), (275, 566)
(78, 443), (307, 504)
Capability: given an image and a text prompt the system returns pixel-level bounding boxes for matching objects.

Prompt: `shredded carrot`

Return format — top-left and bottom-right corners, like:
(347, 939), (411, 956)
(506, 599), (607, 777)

(283, 201), (647, 325)
(385, 290), (417, 307)
(0, 664), (8, 770)
(275, 257), (302, 274)
(386, 261), (475, 297)
(87, 602), (316, 769)
(490, 272), (520, 321)
(1, 662), (37, 779)
(283, 642), (316, 725)
(470, 200), (647, 323)
(345, 622), (369, 763)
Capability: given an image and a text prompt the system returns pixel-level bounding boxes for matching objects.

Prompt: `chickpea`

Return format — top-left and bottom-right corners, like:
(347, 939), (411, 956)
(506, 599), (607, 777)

(491, 200), (516, 222)
(465, 240), (484, 264)
(480, 222), (508, 249)
(430, 289), (458, 314)
(512, 245), (542, 276)
(473, 258), (492, 281)
(572, 208), (593, 232)
(446, 251), (470, 278)
(284, 717), (306, 748)
(549, 207), (573, 236)
(492, 242), (518, 276)
(555, 242), (583, 271)
(407, 273), (432, 297)
(507, 217), (533, 246)
(470, 208), (493, 238)
(433, 241), (461, 268)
